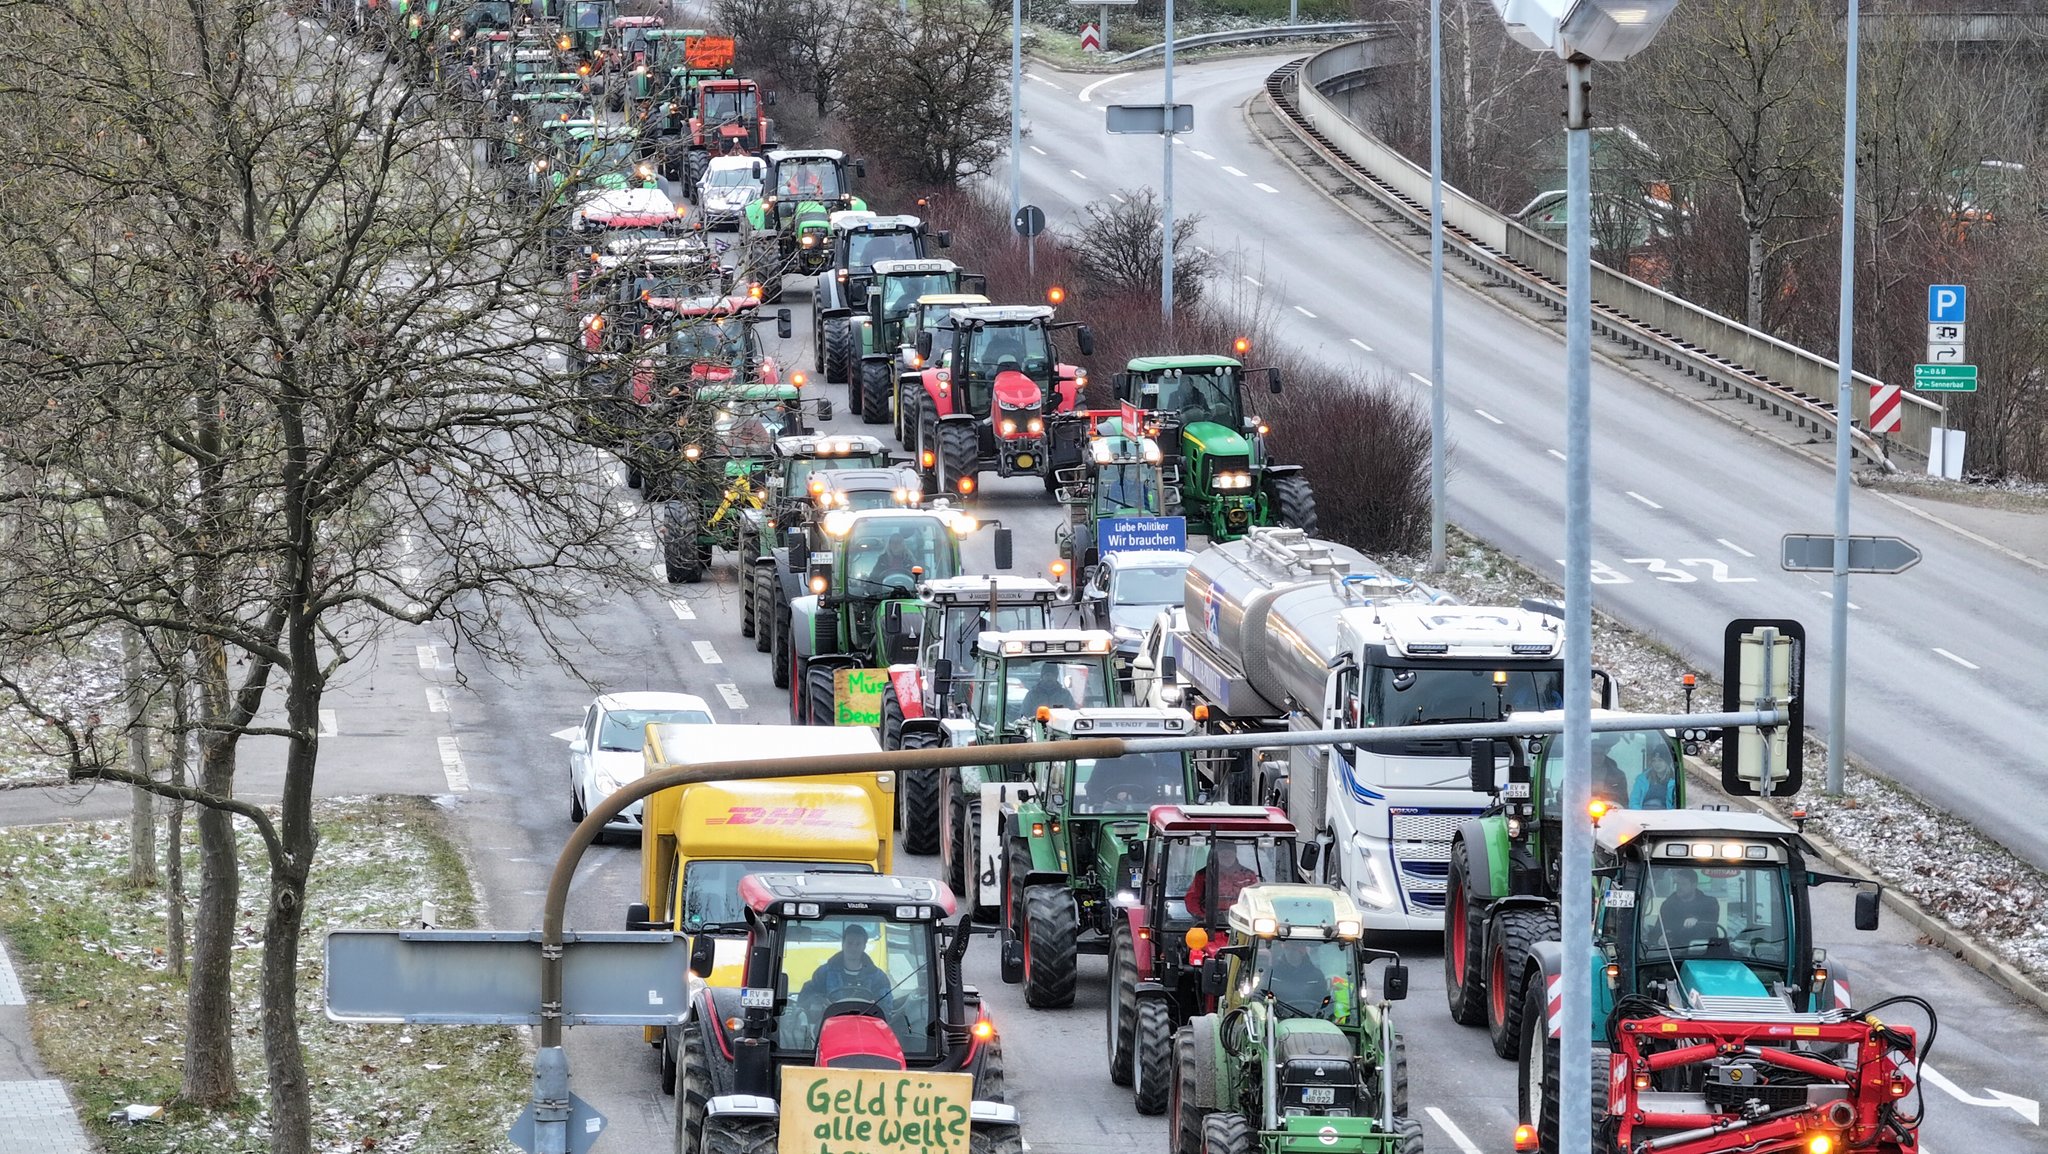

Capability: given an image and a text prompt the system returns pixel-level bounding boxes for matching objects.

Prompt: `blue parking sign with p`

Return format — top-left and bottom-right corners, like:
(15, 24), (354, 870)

(1928, 284), (1966, 324)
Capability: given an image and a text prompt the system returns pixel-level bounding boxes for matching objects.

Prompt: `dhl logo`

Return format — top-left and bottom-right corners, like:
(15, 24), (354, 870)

(705, 806), (859, 827)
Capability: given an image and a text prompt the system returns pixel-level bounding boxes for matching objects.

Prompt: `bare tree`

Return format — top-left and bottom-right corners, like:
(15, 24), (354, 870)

(1066, 188), (1217, 306)
(840, 0), (1011, 185)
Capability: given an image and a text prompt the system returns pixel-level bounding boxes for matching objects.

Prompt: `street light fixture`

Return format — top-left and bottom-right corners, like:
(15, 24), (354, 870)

(1485, 2), (1677, 1153)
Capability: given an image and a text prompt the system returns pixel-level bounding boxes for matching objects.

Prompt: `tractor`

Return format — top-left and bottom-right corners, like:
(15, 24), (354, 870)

(1168, 885), (1420, 1154)
(927, 631), (1122, 912)
(1106, 805), (1298, 1114)
(650, 380), (808, 584)
(677, 76), (773, 189)
(1508, 809), (1919, 1154)
(996, 707), (1199, 1008)
(776, 505), (1008, 708)
(1112, 352), (1317, 541)
(741, 149), (867, 297)
(641, 33), (739, 180)
(907, 305), (1095, 498)
(1444, 718), (1689, 1059)
(844, 261), (988, 428)
(593, 293), (792, 461)
(737, 434), (895, 648)
(889, 290), (991, 447)
(1052, 427), (1183, 592)
(670, 871), (1022, 1154)
(812, 215), (952, 386)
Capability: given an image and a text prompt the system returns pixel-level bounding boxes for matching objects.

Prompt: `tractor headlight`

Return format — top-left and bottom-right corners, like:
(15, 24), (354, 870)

(1214, 470), (1252, 491)
(683, 444), (702, 460)
(999, 419), (1018, 436)
(1027, 417), (1043, 435)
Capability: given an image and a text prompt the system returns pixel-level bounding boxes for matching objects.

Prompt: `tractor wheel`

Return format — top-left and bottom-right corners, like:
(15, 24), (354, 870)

(899, 743), (941, 855)
(662, 503), (703, 584)
(958, 797), (994, 922)
(1106, 925), (1138, 1085)
(973, 1036), (1005, 1102)
(770, 606), (791, 689)
(825, 316), (856, 389)
(1000, 839), (1029, 984)
(881, 687), (906, 750)
(967, 1130), (1024, 1154)
(1170, 1021), (1222, 1154)
(701, 1116), (776, 1154)
(1389, 1029), (1410, 1118)
(752, 576), (773, 653)
(1268, 472), (1319, 535)
(1392, 1115), (1426, 1154)
(658, 1025), (678, 1095)
(1488, 907), (1559, 1059)
(936, 421), (979, 499)
(1444, 840), (1488, 1026)
(859, 358), (891, 425)
(1132, 997), (1173, 1115)
(804, 663), (837, 727)
(1518, 970), (1608, 1154)
(1023, 884), (1077, 1008)
(1200, 1113), (1254, 1154)
(737, 556), (756, 639)
(684, 149), (709, 197)
(674, 1024), (711, 1154)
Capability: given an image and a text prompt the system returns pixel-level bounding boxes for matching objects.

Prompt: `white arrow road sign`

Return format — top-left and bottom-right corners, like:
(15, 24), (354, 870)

(1921, 1062), (2040, 1125)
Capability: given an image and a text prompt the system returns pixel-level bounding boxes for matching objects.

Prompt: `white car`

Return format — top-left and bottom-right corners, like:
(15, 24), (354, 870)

(565, 691), (715, 836)
(696, 155), (765, 229)
(1081, 548), (1195, 659)
(1128, 606), (1189, 708)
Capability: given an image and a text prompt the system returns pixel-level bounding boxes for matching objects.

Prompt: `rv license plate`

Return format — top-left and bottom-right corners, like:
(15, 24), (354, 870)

(739, 987), (774, 1009)
(1302, 1087), (1335, 1105)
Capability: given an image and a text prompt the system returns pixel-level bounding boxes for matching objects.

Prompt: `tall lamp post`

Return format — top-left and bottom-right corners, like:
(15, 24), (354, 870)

(1487, 2), (1678, 1151)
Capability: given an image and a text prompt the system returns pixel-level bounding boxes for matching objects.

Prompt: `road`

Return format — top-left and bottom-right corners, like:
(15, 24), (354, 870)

(1009, 54), (2048, 877)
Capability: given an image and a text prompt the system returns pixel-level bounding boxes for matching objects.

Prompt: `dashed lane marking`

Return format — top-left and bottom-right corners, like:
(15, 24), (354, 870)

(1242, 274), (1263, 287)
(425, 687), (449, 714)
(437, 736), (471, 792)
(668, 598), (697, 621)
(1817, 591), (1862, 610)
(1718, 537), (1755, 558)
(1408, 372), (1433, 388)
(1029, 144), (1047, 155)
(1191, 149), (1215, 160)
(693, 640), (723, 665)
(1548, 449), (1567, 461)
(716, 684), (748, 710)
(1473, 409), (1504, 425)
(1933, 647), (1979, 670)
(1627, 491), (1663, 510)
(415, 644), (440, 671)
(1254, 182), (1280, 193)
(1069, 169), (1088, 180)
(1348, 338), (1372, 352)
(1293, 305), (1317, 318)
(1221, 165), (1247, 177)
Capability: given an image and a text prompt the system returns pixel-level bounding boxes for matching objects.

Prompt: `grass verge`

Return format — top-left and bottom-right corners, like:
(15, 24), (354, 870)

(0, 794), (528, 1153)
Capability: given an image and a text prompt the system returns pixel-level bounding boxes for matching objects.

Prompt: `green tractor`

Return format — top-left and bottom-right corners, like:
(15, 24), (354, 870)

(888, 290), (992, 447)
(1052, 428), (1182, 589)
(736, 433), (897, 648)
(650, 381), (808, 584)
(740, 149), (867, 299)
(844, 260), (987, 427)
(812, 215), (952, 386)
(1168, 884), (1420, 1154)
(1444, 717), (1689, 1059)
(996, 707), (1200, 1008)
(1112, 352), (1317, 542)
(928, 631), (1122, 915)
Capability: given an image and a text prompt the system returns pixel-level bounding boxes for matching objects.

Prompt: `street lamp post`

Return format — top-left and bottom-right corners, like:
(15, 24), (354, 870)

(1487, 2), (1678, 1150)
(1427, 0), (1446, 571)
(1160, 0), (1177, 322)
(1011, 0), (1023, 221)
(1826, 0), (1861, 796)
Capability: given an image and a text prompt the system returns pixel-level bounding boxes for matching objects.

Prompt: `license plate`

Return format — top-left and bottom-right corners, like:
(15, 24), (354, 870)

(739, 987), (774, 1009)
(1301, 1087), (1334, 1105)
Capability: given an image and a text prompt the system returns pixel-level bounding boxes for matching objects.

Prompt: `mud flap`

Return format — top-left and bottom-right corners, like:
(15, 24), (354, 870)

(980, 780), (1034, 916)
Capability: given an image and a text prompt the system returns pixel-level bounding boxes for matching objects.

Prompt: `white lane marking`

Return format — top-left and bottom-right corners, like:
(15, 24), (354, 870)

(651, 562), (667, 580)
(1076, 72), (1130, 102)
(1254, 182), (1280, 193)
(1221, 165), (1247, 177)
(1718, 537), (1756, 558)
(1028, 144), (1047, 156)
(1293, 305), (1317, 318)
(1817, 590), (1861, 609)
(1424, 1108), (1483, 1154)
(1025, 72), (1065, 90)
(1627, 491), (1663, 509)
(1920, 1062), (2037, 1124)
(693, 640), (723, 665)
(1408, 372), (1433, 388)
(437, 736), (471, 792)
(319, 710), (338, 737)
(1111, 193), (1126, 203)
(668, 598), (696, 621)
(716, 684), (748, 710)
(1348, 338), (1372, 352)
(1069, 168), (1088, 180)
(634, 532), (655, 550)
(1548, 449), (1568, 461)
(1191, 149), (1215, 160)
(1242, 274), (1263, 287)
(1473, 409), (1504, 425)
(415, 644), (440, 671)
(1933, 647), (1980, 671)
(425, 687), (449, 714)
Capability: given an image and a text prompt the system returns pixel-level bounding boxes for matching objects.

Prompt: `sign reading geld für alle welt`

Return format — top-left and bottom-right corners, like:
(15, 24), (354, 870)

(778, 1067), (977, 1154)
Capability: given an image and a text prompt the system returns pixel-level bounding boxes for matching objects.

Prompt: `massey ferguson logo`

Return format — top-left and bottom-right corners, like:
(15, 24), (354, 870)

(706, 806), (857, 828)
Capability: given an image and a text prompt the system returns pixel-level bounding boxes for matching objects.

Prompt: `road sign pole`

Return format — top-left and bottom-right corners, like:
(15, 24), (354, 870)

(1757, 626), (1779, 800)
(532, 1045), (570, 1154)
(1826, 0), (1859, 797)
(1160, 0), (1175, 323)
(1560, 56), (1595, 1154)
(1426, 0), (1446, 572)
(1029, 230), (1036, 278)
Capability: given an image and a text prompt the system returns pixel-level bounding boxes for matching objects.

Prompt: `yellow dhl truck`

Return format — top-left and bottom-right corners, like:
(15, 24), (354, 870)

(627, 724), (897, 1093)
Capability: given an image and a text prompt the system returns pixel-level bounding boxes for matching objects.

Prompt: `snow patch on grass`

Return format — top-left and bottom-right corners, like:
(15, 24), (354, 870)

(0, 633), (125, 788)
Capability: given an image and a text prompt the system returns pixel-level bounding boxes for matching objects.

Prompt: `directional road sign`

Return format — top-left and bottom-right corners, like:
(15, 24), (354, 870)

(1913, 364), (1979, 393)
(1928, 284), (1967, 324)
(1779, 534), (1922, 575)
(1013, 204), (1046, 238)
(508, 1093), (607, 1154)
(323, 929), (691, 1026)
(1925, 343), (1966, 363)
(1105, 103), (1194, 135)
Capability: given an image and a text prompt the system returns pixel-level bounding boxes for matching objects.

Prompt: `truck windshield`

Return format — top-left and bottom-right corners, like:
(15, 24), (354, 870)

(680, 861), (873, 930)
(1364, 663), (1563, 726)
(1070, 751), (1189, 815)
(1635, 860), (1791, 976)
(777, 916), (937, 1060)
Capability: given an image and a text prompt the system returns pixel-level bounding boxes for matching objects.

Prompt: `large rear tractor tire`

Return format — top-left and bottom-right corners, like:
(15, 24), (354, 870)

(1488, 907), (1559, 1060)
(752, 576), (774, 654)
(973, 1036), (1005, 1102)
(674, 1025), (711, 1154)
(803, 663), (837, 727)
(899, 748), (941, 855)
(1517, 974), (1602, 1154)
(881, 687), (906, 750)
(859, 358), (892, 425)
(1170, 1020), (1221, 1154)
(1200, 1113), (1254, 1154)
(701, 1117), (777, 1154)
(1444, 840), (1488, 1026)
(662, 503), (703, 584)
(1133, 997), (1173, 1115)
(770, 606), (791, 689)
(825, 316), (856, 388)
(1023, 884), (1078, 1008)
(1268, 472), (1319, 535)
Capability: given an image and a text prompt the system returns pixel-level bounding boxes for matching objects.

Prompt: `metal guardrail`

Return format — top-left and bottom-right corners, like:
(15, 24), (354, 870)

(1103, 21), (1386, 64)
(1266, 47), (1940, 468)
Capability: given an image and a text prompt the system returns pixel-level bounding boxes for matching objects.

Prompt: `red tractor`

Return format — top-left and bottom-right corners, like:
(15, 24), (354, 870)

(678, 77), (772, 188)
(905, 304), (1094, 498)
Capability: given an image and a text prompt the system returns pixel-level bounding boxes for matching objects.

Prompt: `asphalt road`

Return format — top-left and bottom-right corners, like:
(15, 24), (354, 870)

(1006, 55), (2048, 878)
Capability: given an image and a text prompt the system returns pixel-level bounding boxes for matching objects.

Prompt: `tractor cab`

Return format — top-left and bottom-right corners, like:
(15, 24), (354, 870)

(808, 466), (924, 515)
(1115, 352), (1317, 542)
(461, 0), (513, 35)
(809, 508), (970, 605)
(765, 434), (894, 523)
(1053, 431), (1182, 587)
(749, 149), (868, 273)
(562, 123), (658, 190)
(562, 0), (610, 53)
(911, 305), (1093, 495)
(968, 632), (1119, 737)
(820, 215), (951, 311)
(658, 295), (790, 386)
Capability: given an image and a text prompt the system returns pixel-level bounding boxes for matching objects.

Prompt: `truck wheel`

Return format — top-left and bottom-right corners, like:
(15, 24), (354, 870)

(752, 578), (773, 654)
(825, 316), (856, 389)
(675, 1024), (711, 1154)
(701, 1117), (776, 1154)
(899, 747), (941, 855)
(1170, 1021), (1221, 1154)
(1133, 997), (1173, 1115)
(936, 422), (979, 499)
(1023, 884), (1077, 1009)
(972, 1035), (1005, 1102)
(1444, 841), (1488, 1026)
(1107, 925), (1138, 1085)
(859, 358), (891, 425)
(1268, 472), (1318, 534)
(804, 663), (836, 727)
(1488, 907), (1558, 1060)
(662, 503), (703, 584)
(770, 607), (791, 688)
(1200, 1113), (1253, 1154)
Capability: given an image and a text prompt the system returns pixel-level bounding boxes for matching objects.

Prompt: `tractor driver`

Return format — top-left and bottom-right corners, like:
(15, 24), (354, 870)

(799, 924), (895, 1012)
(1184, 842), (1261, 920)
(1257, 938), (1340, 1020)
(867, 531), (920, 585)
(1653, 868), (1720, 950)
(1019, 662), (1076, 714)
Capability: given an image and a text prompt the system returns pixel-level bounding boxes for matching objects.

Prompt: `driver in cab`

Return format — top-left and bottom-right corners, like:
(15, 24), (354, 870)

(800, 924), (894, 1013)
(867, 532), (919, 585)
(1257, 938), (1340, 1020)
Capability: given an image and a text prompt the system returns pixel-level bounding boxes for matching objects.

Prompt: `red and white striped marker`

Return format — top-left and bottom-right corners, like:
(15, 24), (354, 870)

(1870, 384), (1903, 433)
(1079, 21), (1101, 52)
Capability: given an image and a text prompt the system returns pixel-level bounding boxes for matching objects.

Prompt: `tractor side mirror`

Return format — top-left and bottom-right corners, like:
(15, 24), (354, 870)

(964, 273), (987, 293)
(993, 527), (1014, 571)
(764, 91), (778, 106)
(1381, 964), (1409, 1002)
(1854, 889), (1881, 932)
(784, 526), (806, 561)
(1268, 370), (1283, 394)
(776, 308), (793, 340)
(1075, 325), (1096, 356)
(1297, 841), (1321, 876)
(1469, 738), (1497, 795)
(883, 601), (904, 637)
(933, 658), (955, 700)
(751, 160), (765, 179)
(1200, 955), (1229, 997)
(936, 230), (953, 248)
(853, 158), (866, 177)
(916, 331), (934, 359)
(688, 933), (716, 978)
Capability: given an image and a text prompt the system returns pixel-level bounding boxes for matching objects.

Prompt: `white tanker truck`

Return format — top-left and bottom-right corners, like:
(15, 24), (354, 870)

(1167, 528), (1609, 931)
